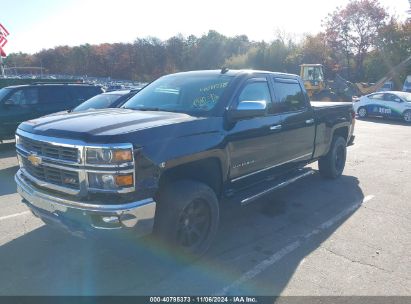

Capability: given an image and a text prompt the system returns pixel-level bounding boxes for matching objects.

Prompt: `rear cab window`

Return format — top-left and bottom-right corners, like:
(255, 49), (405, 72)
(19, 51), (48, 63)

(271, 77), (307, 113)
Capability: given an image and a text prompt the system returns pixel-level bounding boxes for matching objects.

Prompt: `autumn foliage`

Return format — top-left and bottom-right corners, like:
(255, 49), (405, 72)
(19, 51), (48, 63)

(4, 0), (411, 83)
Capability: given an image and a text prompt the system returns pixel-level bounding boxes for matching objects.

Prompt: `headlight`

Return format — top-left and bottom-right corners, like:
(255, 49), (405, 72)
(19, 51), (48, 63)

(86, 147), (133, 164)
(88, 172), (134, 190)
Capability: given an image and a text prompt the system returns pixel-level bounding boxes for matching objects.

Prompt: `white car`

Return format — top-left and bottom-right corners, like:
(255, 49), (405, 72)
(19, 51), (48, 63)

(353, 91), (411, 123)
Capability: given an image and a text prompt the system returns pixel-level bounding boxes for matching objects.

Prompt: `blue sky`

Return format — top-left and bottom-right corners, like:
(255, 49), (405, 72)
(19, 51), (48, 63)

(1, 0), (409, 54)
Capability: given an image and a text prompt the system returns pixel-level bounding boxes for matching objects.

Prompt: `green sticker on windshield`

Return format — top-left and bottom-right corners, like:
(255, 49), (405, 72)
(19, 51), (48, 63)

(200, 82), (229, 93)
(193, 93), (219, 109)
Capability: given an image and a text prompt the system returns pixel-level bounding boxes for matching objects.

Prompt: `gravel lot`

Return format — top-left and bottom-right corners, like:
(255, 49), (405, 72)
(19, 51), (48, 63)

(0, 118), (410, 296)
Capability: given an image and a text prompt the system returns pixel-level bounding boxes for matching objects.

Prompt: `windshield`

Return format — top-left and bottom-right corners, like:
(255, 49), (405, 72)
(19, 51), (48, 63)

(123, 74), (234, 114)
(397, 92), (411, 102)
(302, 66), (323, 82)
(0, 88), (11, 101)
(73, 93), (123, 112)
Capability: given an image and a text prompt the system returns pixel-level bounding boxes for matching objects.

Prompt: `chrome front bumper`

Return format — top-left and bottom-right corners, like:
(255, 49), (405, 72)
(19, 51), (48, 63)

(15, 169), (156, 237)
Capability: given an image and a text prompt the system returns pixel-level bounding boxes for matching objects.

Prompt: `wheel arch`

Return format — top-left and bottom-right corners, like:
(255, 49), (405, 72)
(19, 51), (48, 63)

(158, 157), (224, 199)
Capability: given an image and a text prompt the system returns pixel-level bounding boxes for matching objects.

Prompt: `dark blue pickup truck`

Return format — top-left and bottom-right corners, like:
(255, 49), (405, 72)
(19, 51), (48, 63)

(15, 69), (355, 256)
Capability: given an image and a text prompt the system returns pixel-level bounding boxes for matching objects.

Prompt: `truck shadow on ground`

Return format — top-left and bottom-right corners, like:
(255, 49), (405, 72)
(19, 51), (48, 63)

(0, 166), (19, 196)
(0, 173), (363, 296)
(0, 142), (16, 155)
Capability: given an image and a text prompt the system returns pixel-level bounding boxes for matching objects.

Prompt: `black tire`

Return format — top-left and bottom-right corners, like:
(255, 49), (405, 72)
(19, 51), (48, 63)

(403, 110), (411, 123)
(357, 107), (367, 118)
(153, 180), (219, 257)
(318, 136), (347, 179)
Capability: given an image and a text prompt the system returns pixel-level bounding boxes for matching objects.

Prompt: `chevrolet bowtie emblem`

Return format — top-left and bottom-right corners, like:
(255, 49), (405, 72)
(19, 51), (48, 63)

(28, 154), (42, 167)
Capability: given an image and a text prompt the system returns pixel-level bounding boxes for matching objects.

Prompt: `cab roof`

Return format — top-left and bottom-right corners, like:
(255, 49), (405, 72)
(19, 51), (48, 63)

(168, 69), (299, 79)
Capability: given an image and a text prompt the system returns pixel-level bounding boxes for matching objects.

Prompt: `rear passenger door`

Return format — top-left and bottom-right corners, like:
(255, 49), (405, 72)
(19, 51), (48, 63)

(38, 86), (71, 116)
(270, 77), (315, 166)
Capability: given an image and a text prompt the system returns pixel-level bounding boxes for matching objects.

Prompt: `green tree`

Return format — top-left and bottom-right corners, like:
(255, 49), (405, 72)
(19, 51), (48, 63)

(323, 0), (388, 80)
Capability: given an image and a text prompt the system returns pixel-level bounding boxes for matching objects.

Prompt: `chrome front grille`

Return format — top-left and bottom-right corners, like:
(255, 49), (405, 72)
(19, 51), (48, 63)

(21, 157), (80, 189)
(16, 130), (135, 196)
(20, 136), (79, 162)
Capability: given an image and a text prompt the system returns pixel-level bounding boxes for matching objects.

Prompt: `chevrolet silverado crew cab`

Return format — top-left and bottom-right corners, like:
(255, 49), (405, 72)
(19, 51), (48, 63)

(15, 70), (355, 256)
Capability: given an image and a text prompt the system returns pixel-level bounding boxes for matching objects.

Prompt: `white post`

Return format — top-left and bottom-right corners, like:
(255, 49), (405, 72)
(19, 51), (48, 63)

(0, 56), (4, 78)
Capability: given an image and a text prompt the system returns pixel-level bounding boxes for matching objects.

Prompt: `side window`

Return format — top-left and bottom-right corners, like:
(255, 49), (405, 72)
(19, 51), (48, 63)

(272, 80), (306, 113)
(7, 88), (38, 105)
(369, 93), (384, 100)
(39, 87), (69, 104)
(237, 81), (271, 109)
(383, 93), (399, 102)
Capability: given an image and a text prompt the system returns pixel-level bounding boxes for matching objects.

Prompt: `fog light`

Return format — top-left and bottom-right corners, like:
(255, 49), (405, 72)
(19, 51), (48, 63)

(88, 172), (134, 190)
(102, 216), (120, 224)
(115, 174), (134, 187)
(101, 174), (116, 188)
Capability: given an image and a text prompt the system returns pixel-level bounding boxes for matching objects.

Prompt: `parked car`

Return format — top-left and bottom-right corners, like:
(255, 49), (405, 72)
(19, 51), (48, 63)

(0, 83), (103, 141)
(106, 84), (125, 92)
(379, 80), (395, 92)
(353, 91), (411, 123)
(15, 69), (355, 256)
(71, 90), (139, 112)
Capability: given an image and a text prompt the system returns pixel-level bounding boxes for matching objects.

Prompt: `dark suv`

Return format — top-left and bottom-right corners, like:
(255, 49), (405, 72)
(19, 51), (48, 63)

(0, 83), (103, 141)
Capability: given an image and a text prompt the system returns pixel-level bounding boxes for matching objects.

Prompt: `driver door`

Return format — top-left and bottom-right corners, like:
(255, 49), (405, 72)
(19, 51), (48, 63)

(226, 77), (284, 188)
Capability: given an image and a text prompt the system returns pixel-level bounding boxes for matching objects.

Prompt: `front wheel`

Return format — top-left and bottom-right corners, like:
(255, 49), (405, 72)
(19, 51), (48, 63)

(154, 180), (219, 257)
(403, 110), (411, 123)
(318, 136), (347, 179)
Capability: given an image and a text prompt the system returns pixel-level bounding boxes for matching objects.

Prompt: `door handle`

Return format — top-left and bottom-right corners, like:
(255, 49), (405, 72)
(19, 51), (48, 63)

(305, 118), (315, 125)
(270, 124), (282, 130)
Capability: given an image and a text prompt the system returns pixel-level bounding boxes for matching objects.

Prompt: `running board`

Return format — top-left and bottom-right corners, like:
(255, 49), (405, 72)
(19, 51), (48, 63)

(240, 169), (315, 206)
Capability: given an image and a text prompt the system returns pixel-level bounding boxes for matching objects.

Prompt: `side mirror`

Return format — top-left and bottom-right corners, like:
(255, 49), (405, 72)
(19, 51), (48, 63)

(228, 100), (267, 120)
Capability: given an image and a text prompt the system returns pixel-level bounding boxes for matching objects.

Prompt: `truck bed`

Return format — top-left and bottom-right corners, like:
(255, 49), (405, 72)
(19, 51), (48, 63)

(310, 101), (353, 108)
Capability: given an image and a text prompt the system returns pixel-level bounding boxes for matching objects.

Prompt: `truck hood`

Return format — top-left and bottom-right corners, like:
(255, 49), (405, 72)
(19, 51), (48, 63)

(18, 108), (200, 141)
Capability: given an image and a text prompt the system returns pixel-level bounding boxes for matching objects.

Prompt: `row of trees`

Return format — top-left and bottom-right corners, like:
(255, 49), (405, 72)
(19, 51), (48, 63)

(4, 0), (411, 83)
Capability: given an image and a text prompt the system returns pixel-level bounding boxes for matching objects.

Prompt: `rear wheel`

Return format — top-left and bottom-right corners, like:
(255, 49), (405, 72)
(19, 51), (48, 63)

(358, 107), (367, 118)
(318, 136), (347, 179)
(403, 110), (411, 123)
(154, 180), (219, 257)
